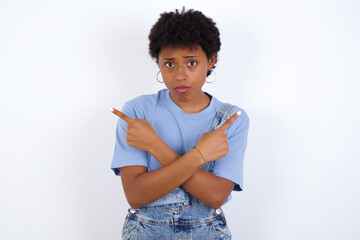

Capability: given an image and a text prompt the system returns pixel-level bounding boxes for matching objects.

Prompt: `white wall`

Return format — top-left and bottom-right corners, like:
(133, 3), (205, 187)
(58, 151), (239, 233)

(1, 0), (359, 239)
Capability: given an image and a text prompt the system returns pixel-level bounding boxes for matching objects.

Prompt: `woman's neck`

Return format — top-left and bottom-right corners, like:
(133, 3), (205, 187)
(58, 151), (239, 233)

(173, 92), (211, 114)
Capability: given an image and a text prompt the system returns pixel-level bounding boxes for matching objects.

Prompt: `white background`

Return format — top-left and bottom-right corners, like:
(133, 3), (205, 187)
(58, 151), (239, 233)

(1, 0), (359, 239)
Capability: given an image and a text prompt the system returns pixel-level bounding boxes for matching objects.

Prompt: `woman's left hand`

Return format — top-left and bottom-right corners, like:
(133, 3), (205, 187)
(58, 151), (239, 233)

(111, 107), (160, 152)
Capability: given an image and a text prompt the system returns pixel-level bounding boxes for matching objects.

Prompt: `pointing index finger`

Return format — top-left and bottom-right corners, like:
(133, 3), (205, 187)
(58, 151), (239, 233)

(110, 107), (134, 124)
(217, 110), (241, 132)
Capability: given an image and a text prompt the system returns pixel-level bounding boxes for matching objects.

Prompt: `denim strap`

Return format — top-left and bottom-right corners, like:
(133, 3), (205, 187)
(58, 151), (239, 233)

(201, 103), (236, 172)
(209, 103), (236, 131)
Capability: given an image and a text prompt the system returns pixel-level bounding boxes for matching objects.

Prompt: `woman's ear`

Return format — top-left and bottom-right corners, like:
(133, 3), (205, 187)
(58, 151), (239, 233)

(208, 54), (216, 70)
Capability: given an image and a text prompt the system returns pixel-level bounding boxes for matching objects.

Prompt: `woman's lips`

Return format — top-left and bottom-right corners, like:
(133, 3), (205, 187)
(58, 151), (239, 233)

(175, 86), (190, 93)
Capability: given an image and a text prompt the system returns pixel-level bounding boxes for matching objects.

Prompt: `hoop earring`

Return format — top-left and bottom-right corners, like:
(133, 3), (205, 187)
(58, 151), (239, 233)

(156, 71), (164, 83)
(205, 70), (216, 83)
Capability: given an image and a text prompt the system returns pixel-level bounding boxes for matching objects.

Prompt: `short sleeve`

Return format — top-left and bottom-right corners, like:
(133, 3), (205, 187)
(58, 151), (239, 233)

(211, 108), (250, 191)
(110, 102), (148, 176)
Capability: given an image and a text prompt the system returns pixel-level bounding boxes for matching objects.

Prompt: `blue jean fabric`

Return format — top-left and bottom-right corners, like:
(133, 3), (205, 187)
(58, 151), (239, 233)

(122, 194), (231, 239)
(121, 103), (235, 240)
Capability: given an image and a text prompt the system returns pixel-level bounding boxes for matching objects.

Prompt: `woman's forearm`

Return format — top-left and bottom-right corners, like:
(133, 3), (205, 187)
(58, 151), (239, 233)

(122, 149), (204, 209)
(149, 138), (234, 209)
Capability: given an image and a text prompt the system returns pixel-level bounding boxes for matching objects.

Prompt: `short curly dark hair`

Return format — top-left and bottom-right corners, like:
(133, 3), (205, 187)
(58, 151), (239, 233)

(148, 7), (221, 76)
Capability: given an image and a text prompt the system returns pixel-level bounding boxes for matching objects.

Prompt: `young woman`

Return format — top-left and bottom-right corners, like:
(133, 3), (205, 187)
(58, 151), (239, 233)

(110, 7), (249, 239)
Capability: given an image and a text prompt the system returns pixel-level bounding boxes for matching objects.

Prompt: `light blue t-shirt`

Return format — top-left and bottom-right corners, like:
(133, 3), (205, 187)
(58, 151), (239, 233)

(111, 89), (249, 195)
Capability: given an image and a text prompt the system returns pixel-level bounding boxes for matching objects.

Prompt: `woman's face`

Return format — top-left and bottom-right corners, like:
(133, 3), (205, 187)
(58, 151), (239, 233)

(158, 45), (216, 109)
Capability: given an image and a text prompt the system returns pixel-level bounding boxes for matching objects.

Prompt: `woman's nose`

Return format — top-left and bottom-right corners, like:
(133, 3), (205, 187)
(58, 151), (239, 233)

(174, 65), (186, 81)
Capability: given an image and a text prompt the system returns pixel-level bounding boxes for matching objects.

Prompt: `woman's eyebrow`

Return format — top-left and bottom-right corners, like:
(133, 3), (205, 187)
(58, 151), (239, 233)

(163, 56), (198, 60)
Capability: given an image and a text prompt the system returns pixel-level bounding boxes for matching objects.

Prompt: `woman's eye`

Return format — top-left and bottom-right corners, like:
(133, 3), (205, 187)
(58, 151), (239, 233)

(165, 62), (174, 67)
(188, 61), (197, 66)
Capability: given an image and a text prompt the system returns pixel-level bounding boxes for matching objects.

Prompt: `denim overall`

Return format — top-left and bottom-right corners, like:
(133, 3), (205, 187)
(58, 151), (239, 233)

(122, 103), (235, 240)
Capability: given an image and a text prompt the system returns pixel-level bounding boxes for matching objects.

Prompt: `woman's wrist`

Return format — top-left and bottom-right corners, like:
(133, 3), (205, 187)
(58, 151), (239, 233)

(187, 148), (206, 167)
(191, 145), (207, 164)
(147, 136), (163, 155)
(148, 137), (178, 166)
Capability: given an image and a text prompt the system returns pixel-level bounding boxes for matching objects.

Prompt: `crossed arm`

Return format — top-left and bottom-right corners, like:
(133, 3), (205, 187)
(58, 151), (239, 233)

(111, 108), (240, 209)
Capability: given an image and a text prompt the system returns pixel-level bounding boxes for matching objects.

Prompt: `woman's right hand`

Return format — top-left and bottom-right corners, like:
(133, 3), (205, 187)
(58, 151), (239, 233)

(110, 108), (161, 153)
(195, 111), (241, 162)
